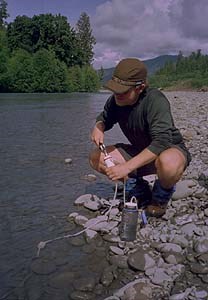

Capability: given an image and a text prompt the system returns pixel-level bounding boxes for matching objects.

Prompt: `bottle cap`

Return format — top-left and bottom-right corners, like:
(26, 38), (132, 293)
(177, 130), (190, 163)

(125, 196), (138, 208)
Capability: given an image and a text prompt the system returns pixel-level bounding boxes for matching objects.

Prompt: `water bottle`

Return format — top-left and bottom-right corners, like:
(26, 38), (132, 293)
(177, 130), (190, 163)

(119, 197), (138, 241)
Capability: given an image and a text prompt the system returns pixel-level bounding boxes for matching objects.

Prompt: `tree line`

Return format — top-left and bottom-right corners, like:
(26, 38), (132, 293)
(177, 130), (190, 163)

(149, 50), (208, 90)
(0, 0), (101, 92)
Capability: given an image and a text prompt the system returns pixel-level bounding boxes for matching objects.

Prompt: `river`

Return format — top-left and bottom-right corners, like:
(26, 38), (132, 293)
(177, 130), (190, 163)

(0, 92), (126, 299)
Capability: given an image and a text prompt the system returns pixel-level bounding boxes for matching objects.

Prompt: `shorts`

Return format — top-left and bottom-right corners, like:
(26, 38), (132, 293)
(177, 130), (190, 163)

(115, 142), (191, 178)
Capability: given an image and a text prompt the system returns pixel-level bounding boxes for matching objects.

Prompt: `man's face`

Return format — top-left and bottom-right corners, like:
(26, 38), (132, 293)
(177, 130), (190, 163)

(114, 86), (142, 106)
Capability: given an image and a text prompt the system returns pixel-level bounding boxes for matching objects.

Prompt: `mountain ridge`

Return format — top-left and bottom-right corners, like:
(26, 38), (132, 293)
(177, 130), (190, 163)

(100, 54), (178, 84)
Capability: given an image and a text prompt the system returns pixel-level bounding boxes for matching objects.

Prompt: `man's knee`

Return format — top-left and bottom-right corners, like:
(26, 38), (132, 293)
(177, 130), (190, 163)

(155, 148), (186, 176)
(89, 148), (101, 170)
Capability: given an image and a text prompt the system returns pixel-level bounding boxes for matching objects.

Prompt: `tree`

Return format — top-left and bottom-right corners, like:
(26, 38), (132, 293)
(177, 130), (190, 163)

(76, 12), (96, 65)
(0, 0), (9, 29)
(98, 65), (104, 82)
(7, 14), (79, 67)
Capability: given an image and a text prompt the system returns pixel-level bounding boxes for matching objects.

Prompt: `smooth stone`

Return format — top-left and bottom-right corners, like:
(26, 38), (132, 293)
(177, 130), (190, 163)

(49, 272), (75, 288)
(123, 282), (152, 300)
(84, 215), (108, 228)
(170, 234), (189, 248)
(195, 290), (208, 299)
(128, 250), (156, 271)
(64, 158), (72, 164)
(84, 229), (98, 242)
(73, 277), (96, 292)
(162, 253), (185, 265)
(82, 174), (97, 182)
(84, 199), (101, 211)
(155, 243), (182, 254)
(150, 268), (172, 285)
(172, 180), (196, 200)
(100, 266), (115, 287)
(74, 215), (88, 226)
(109, 255), (128, 269)
(194, 237), (208, 253)
(102, 233), (121, 243)
(196, 253), (208, 264)
(31, 258), (56, 275)
(190, 263), (208, 274)
(74, 194), (92, 206)
(70, 291), (95, 300)
(109, 246), (124, 255)
(180, 223), (200, 238)
(69, 235), (86, 246)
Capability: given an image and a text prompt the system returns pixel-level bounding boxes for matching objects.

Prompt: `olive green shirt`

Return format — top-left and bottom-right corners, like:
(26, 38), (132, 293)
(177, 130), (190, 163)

(96, 87), (184, 155)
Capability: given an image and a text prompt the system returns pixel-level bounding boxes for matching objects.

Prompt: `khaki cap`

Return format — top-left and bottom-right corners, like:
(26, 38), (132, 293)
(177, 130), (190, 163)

(104, 58), (147, 94)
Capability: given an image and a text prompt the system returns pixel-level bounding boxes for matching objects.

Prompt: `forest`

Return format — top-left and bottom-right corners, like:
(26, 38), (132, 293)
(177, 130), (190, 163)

(1, 0), (207, 93)
(0, 0), (101, 92)
(149, 50), (208, 90)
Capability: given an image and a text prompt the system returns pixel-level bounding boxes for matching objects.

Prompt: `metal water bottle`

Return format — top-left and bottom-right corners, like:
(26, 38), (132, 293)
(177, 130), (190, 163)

(119, 197), (138, 241)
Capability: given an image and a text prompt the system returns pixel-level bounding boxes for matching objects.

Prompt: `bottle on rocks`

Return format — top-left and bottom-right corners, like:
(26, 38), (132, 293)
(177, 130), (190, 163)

(119, 196), (138, 241)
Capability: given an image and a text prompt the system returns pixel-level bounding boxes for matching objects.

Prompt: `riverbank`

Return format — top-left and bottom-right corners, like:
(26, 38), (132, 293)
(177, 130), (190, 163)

(29, 91), (208, 299)
(0, 91), (207, 300)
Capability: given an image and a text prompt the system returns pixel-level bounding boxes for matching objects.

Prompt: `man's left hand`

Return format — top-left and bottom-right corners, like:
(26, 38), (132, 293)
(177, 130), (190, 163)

(105, 163), (130, 181)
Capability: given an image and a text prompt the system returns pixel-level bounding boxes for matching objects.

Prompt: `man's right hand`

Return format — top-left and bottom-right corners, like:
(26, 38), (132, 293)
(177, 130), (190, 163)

(91, 121), (105, 146)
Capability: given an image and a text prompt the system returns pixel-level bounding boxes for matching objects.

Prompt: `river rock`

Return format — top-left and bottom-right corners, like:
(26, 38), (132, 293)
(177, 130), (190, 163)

(128, 249), (156, 271)
(31, 258), (56, 275)
(155, 243), (182, 254)
(109, 246), (124, 255)
(73, 276), (96, 292)
(49, 271), (75, 289)
(109, 255), (128, 269)
(100, 266), (116, 287)
(172, 180), (196, 200)
(70, 291), (95, 300)
(74, 215), (88, 226)
(74, 194), (92, 206)
(64, 158), (72, 164)
(193, 237), (208, 253)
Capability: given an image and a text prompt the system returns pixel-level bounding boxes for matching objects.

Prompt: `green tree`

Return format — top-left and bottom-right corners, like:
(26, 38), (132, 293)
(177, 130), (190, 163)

(5, 49), (34, 92)
(76, 12), (96, 65)
(0, 28), (9, 91)
(32, 49), (69, 92)
(7, 14), (79, 67)
(0, 0), (9, 29)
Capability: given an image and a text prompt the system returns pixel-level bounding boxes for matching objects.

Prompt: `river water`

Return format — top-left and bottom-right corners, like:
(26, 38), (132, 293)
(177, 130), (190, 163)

(0, 93), (127, 299)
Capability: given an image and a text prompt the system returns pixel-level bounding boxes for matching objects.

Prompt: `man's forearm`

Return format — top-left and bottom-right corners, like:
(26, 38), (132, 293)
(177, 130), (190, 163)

(95, 121), (105, 132)
(125, 148), (157, 173)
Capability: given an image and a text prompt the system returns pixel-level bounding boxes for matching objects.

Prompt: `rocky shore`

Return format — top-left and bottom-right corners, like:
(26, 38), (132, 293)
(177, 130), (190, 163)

(23, 91), (208, 300)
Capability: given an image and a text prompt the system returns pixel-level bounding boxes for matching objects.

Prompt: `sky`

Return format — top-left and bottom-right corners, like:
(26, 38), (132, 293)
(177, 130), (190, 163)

(6, 0), (208, 69)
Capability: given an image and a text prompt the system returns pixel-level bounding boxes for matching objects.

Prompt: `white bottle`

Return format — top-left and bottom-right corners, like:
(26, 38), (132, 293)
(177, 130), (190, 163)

(104, 154), (115, 167)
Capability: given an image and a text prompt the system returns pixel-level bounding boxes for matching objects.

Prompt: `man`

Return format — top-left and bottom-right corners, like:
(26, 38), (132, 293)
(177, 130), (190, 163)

(89, 58), (191, 217)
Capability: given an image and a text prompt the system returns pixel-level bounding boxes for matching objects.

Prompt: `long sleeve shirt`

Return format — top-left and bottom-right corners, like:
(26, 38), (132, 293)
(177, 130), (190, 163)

(96, 87), (184, 155)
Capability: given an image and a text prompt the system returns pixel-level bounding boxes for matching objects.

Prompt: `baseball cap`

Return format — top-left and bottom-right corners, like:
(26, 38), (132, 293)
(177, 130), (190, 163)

(104, 58), (147, 94)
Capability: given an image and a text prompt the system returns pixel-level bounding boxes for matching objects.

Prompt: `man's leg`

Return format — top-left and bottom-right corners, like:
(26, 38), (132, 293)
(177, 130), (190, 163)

(146, 147), (187, 217)
(89, 144), (153, 207)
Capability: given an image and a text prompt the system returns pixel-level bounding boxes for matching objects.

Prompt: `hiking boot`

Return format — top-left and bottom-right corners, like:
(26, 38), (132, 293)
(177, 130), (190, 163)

(128, 177), (152, 209)
(145, 179), (176, 218)
(145, 202), (168, 218)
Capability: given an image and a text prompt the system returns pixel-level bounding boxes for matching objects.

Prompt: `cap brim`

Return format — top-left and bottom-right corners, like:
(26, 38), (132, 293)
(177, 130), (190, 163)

(103, 79), (131, 94)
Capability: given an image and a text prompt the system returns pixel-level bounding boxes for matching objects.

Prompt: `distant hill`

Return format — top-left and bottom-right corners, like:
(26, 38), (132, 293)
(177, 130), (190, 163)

(100, 55), (178, 84)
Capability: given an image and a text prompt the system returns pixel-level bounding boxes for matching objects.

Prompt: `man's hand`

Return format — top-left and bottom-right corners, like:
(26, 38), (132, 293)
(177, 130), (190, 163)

(105, 163), (130, 181)
(91, 122), (105, 146)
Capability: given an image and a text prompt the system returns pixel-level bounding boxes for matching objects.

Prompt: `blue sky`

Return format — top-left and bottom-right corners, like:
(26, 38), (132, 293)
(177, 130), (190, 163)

(7, 0), (106, 25)
(5, 0), (208, 69)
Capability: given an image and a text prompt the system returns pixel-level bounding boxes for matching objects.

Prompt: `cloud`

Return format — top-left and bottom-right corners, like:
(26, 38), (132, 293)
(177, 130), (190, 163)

(92, 0), (208, 68)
